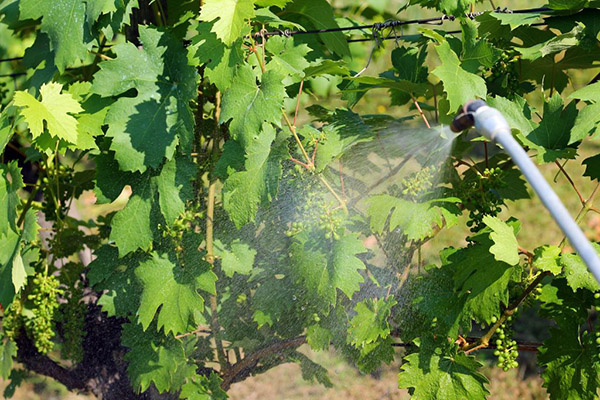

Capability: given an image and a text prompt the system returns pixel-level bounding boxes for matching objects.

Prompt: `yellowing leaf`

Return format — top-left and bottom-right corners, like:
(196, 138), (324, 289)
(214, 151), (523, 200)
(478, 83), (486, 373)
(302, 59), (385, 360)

(13, 82), (82, 144)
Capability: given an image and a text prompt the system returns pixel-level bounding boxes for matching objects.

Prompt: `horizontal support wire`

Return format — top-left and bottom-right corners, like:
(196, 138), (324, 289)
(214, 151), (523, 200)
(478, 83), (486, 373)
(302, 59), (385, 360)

(0, 7), (553, 69)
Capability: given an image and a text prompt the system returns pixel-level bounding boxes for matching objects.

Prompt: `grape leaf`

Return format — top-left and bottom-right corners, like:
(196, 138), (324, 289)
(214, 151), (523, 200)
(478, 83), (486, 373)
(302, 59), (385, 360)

(0, 162), (24, 237)
(122, 323), (194, 393)
(220, 65), (286, 148)
(0, 340), (17, 380)
(0, 340), (16, 380)
(0, 107), (17, 154)
(13, 82), (83, 144)
(482, 216), (520, 266)
(265, 36), (310, 80)
(348, 297), (396, 349)
(522, 94), (578, 163)
(569, 82), (600, 143)
(135, 252), (210, 335)
(285, 0), (350, 57)
(255, 0), (292, 7)
(92, 26), (196, 172)
(109, 173), (156, 256)
(533, 245), (562, 274)
(155, 155), (196, 226)
(179, 372), (228, 400)
(213, 239), (256, 277)
(583, 155), (600, 181)
(367, 195), (459, 241)
(222, 124), (287, 228)
(517, 24), (583, 61)
(88, 245), (143, 317)
(539, 312), (600, 400)
(560, 247), (600, 292)
(306, 324), (332, 351)
(431, 39), (487, 113)
(0, 230), (20, 308)
(408, 0), (476, 15)
(192, 22), (244, 92)
(291, 233), (366, 306)
(547, 0), (589, 10)
(199, 0), (254, 45)
(398, 345), (489, 400)
(450, 235), (519, 324)
(487, 95), (537, 136)
(19, 0), (90, 72)
(460, 19), (498, 73)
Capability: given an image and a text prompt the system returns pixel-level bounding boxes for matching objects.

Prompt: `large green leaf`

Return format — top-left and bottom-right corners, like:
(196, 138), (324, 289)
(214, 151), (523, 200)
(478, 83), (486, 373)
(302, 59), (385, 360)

(431, 39), (487, 113)
(398, 345), (489, 399)
(13, 82), (82, 144)
(222, 124), (287, 228)
(220, 65), (286, 148)
(199, 0), (255, 45)
(92, 26), (196, 172)
(19, 0), (90, 72)
(135, 252), (212, 335)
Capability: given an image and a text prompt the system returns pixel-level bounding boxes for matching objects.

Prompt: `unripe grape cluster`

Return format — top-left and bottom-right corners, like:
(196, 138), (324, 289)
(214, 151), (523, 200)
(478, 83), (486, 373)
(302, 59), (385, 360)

(58, 285), (86, 363)
(2, 300), (23, 340)
(25, 273), (63, 354)
(486, 49), (521, 98)
(461, 167), (506, 232)
(399, 166), (435, 200)
(491, 315), (519, 371)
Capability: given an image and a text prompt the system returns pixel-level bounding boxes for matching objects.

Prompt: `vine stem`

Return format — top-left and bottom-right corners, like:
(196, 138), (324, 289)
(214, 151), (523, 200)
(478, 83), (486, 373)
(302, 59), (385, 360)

(555, 160), (584, 204)
(463, 271), (551, 353)
(411, 95), (430, 129)
(220, 336), (307, 391)
(206, 181), (229, 372)
(282, 110), (311, 166)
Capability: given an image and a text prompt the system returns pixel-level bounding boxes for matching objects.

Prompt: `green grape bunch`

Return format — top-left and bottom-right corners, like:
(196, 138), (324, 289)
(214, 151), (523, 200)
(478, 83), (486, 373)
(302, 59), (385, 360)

(486, 49), (521, 98)
(399, 166), (435, 201)
(491, 315), (519, 371)
(461, 167), (506, 232)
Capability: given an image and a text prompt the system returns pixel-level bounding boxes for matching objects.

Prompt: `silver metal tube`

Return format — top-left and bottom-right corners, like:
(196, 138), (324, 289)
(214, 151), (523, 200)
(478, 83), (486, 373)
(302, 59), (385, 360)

(472, 106), (600, 283)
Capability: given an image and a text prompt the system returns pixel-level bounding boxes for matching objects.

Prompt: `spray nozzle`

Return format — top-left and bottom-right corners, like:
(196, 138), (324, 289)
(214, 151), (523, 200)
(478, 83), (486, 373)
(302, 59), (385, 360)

(450, 99), (488, 133)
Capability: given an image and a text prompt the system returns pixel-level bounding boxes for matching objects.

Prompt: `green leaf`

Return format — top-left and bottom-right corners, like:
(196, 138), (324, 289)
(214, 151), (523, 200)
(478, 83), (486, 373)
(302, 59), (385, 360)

(569, 82), (600, 143)
(460, 19), (498, 73)
(179, 372), (228, 400)
(255, 0), (292, 6)
(482, 216), (520, 266)
(135, 252), (209, 335)
(286, 0), (350, 57)
(192, 23), (244, 91)
(398, 346), (489, 400)
(348, 297), (396, 349)
(569, 81), (600, 103)
(13, 82), (83, 144)
(291, 233), (366, 306)
(0, 230), (20, 308)
(367, 195), (459, 241)
(265, 36), (310, 80)
(560, 247), (600, 292)
(109, 174), (156, 256)
(489, 12), (542, 30)
(533, 245), (563, 274)
(19, 0), (89, 72)
(522, 94), (578, 163)
(539, 312), (600, 400)
(547, 0), (589, 10)
(0, 162), (24, 237)
(450, 235), (519, 324)
(222, 124), (287, 228)
(88, 245), (142, 317)
(220, 65), (286, 148)
(0, 107), (17, 154)
(409, 0), (476, 15)
(155, 155), (196, 226)
(516, 24), (583, 61)
(391, 46), (428, 83)
(199, 0), (254, 45)
(487, 95), (537, 136)
(122, 323), (193, 393)
(0, 340), (16, 380)
(583, 155), (600, 181)
(306, 324), (332, 351)
(92, 26), (196, 172)
(213, 239), (256, 277)
(431, 39), (487, 113)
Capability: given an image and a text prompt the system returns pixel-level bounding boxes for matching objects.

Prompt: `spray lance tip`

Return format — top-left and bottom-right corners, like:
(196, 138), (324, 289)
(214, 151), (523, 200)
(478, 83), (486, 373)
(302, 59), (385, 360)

(450, 99), (488, 133)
